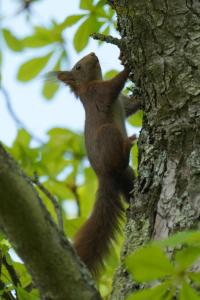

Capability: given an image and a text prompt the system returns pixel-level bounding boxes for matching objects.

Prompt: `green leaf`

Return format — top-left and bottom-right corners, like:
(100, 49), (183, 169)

(0, 238), (11, 254)
(43, 179), (74, 201)
(38, 128), (85, 177)
(64, 217), (85, 238)
(42, 81), (59, 100)
(42, 52), (62, 100)
(78, 173), (97, 218)
(17, 287), (40, 300)
(13, 129), (31, 147)
(131, 143), (138, 171)
(99, 246), (121, 298)
(127, 283), (172, 300)
(101, 25), (110, 35)
(22, 35), (52, 48)
(5, 253), (13, 265)
(104, 69), (118, 80)
(190, 273), (200, 286)
(13, 262), (32, 288)
(47, 128), (85, 156)
(175, 246), (200, 271)
(157, 231), (200, 248)
(17, 52), (52, 81)
(2, 29), (24, 52)
(108, 6), (115, 19)
(80, 0), (93, 10)
(22, 25), (62, 48)
(126, 245), (174, 282)
(179, 282), (200, 300)
(60, 14), (86, 30)
(128, 110), (143, 127)
(93, 1), (108, 18)
(74, 16), (103, 52)
(9, 129), (39, 174)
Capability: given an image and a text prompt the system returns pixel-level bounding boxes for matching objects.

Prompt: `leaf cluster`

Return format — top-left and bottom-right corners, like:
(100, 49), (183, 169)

(126, 231), (200, 300)
(2, 0), (115, 100)
(1, 0), (143, 298)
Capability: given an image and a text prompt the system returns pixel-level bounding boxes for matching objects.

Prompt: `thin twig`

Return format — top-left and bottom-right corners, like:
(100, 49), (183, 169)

(0, 86), (44, 144)
(32, 173), (64, 232)
(66, 183), (81, 217)
(90, 33), (124, 48)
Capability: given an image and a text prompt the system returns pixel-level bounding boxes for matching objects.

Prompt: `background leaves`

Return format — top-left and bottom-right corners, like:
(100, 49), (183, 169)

(17, 52), (53, 81)
(125, 231), (200, 300)
(1, 0), (142, 299)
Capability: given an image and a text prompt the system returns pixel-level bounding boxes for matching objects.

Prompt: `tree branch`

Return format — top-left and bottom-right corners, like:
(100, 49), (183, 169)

(32, 173), (64, 232)
(66, 183), (81, 217)
(90, 33), (124, 48)
(0, 144), (101, 300)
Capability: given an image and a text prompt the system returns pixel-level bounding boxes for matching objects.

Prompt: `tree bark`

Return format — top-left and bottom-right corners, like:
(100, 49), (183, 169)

(110, 1), (200, 299)
(0, 144), (101, 300)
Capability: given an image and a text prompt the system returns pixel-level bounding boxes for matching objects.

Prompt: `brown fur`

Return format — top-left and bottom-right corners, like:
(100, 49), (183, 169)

(48, 53), (139, 275)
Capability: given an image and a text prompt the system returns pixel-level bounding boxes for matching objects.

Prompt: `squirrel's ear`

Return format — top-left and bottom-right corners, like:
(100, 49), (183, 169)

(57, 71), (75, 84)
(45, 71), (79, 96)
(45, 71), (75, 85)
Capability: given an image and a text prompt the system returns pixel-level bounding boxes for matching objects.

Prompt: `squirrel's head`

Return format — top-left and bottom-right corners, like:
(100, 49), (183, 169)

(72, 52), (102, 83)
(46, 53), (102, 96)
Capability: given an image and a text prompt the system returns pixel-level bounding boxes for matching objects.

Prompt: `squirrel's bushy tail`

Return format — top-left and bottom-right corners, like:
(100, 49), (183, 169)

(74, 176), (123, 276)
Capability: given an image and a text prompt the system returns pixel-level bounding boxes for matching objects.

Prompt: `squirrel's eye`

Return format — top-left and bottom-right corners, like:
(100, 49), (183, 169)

(76, 65), (81, 70)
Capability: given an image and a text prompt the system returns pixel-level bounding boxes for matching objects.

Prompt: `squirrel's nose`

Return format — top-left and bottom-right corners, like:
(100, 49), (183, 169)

(90, 52), (96, 57)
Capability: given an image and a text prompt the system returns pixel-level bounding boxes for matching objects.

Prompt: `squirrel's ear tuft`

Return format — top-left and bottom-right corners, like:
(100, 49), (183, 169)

(44, 71), (60, 82)
(44, 71), (75, 84)
(44, 71), (78, 96)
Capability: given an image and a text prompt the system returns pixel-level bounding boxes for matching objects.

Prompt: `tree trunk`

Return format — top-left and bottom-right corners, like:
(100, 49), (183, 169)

(110, 1), (200, 299)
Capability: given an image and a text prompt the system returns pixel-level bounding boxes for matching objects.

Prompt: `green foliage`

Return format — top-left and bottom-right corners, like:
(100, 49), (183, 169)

(126, 245), (174, 282)
(74, 16), (103, 52)
(59, 14), (86, 29)
(17, 52), (53, 81)
(104, 69), (118, 80)
(2, 28), (24, 52)
(2, 0), (116, 100)
(17, 287), (40, 300)
(125, 231), (200, 300)
(72, 0), (114, 52)
(80, 0), (94, 10)
(131, 143), (138, 173)
(128, 110), (143, 127)
(21, 25), (63, 48)
(127, 282), (172, 300)
(1, 0), (141, 299)
(179, 282), (200, 300)
(0, 234), (35, 299)
(42, 80), (59, 99)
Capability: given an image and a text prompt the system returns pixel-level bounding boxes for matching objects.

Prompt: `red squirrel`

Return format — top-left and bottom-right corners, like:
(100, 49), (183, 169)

(47, 53), (140, 275)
